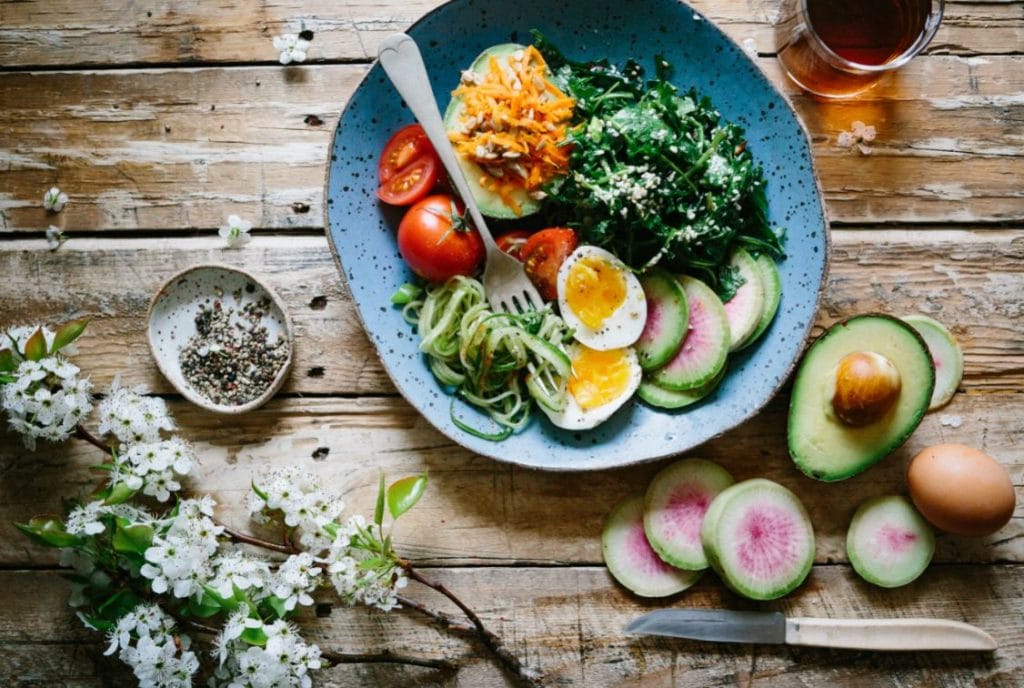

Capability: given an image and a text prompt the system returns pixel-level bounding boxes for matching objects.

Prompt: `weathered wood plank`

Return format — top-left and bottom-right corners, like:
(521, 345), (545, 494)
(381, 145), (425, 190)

(0, 0), (1019, 67)
(1, 57), (1023, 231)
(0, 231), (1020, 396)
(1, 390), (1020, 568)
(1, 566), (1022, 686)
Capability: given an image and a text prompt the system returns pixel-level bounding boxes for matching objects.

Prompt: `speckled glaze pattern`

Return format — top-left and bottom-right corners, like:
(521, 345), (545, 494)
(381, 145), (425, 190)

(147, 264), (294, 414)
(324, 0), (829, 471)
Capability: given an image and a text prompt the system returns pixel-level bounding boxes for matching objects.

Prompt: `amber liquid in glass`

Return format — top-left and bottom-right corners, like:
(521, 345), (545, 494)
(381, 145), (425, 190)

(778, 0), (933, 97)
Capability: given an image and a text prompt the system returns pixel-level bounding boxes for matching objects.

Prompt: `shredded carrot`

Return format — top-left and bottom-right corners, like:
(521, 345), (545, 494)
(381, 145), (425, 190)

(448, 45), (574, 214)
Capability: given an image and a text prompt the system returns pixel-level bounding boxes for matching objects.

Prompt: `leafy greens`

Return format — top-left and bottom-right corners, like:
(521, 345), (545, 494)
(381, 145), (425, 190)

(533, 32), (784, 298)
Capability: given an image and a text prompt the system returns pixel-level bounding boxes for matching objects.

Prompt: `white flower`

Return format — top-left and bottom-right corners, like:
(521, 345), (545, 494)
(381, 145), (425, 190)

(1, 355), (92, 450)
(43, 186), (68, 212)
(208, 551), (273, 600)
(66, 500), (109, 536)
(273, 34), (310, 65)
(111, 437), (195, 501)
(214, 611), (263, 666)
(248, 467), (343, 553)
(272, 552), (321, 611)
(98, 379), (175, 445)
(218, 214), (253, 248)
(140, 498), (223, 598)
(324, 515), (405, 612)
(46, 225), (67, 251)
(212, 618), (321, 687)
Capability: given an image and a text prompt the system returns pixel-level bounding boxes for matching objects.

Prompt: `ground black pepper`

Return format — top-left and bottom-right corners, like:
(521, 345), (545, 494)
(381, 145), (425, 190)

(179, 296), (289, 406)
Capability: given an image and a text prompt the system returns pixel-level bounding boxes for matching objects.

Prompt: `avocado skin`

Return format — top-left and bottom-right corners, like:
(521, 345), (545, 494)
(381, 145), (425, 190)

(787, 313), (935, 482)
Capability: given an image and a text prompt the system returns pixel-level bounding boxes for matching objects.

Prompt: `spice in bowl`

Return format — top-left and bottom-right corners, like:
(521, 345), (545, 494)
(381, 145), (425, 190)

(178, 295), (290, 407)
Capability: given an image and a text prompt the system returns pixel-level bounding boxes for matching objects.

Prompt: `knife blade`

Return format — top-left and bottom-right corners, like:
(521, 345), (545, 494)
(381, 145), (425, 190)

(625, 609), (997, 651)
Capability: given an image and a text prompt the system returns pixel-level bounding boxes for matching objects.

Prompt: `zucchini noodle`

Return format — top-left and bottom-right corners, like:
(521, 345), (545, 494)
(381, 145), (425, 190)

(398, 276), (573, 440)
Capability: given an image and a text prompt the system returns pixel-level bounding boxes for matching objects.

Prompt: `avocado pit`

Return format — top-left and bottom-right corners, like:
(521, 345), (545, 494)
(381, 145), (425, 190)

(831, 351), (901, 427)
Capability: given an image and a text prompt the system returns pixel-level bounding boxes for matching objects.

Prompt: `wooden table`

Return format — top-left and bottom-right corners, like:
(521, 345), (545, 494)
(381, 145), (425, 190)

(1, 1), (1022, 686)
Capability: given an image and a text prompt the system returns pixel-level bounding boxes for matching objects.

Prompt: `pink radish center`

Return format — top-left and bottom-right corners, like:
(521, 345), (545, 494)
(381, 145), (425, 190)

(661, 486), (710, 543)
(735, 504), (798, 581)
(640, 297), (662, 340)
(670, 301), (706, 365)
(723, 282), (750, 317)
(626, 521), (675, 575)
(875, 524), (918, 556)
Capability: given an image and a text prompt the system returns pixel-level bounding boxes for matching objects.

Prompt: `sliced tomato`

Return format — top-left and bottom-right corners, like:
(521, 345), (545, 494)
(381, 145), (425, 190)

(377, 154), (439, 206)
(379, 124), (434, 183)
(521, 227), (579, 301)
(496, 230), (531, 260)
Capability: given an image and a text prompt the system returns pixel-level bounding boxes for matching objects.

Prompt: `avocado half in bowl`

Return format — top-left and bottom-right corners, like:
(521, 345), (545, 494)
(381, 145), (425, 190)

(788, 314), (936, 482)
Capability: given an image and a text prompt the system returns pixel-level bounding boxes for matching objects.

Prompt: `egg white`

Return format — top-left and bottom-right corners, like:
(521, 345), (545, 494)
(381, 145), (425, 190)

(541, 344), (642, 430)
(556, 245), (647, 351)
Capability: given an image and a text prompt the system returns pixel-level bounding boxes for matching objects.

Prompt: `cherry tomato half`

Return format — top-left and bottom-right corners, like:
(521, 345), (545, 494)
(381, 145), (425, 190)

(377, 154), (439, 206)
(521, 227), (579, 301)
(377, 124), (441, 206)
(379, 124), (434, 183)
(398, 194), (485, 283)
(496, 230), (532, 260)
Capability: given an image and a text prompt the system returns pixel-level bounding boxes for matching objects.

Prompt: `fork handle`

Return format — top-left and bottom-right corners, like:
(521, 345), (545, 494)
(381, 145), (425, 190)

(377, 34), (498, 253)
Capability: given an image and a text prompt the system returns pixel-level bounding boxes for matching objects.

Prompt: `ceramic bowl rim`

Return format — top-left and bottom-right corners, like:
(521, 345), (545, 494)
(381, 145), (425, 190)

(145, 263), (295, 415)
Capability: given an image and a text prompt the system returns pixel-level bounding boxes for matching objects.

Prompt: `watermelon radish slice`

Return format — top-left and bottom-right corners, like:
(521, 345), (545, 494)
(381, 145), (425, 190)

(602, 493), (702, 597)
(643, 458), (735, 570)
(635, 269), (688, 371)
(637, 366), (725, 410)
(650, 276), (730, 391)
(738, 254), (782, 350)
(901, 314), (963, 410)
(701, 479), (815, 600)
(722, 249), (765, 352)
(847, 495), (934, 588)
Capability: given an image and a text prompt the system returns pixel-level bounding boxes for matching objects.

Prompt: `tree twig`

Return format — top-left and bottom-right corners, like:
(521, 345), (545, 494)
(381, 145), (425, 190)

(216, 520), (299, 555)
(321, 649), (458, 672)
(401, 563), (544, 687)
(397, 594), (475, 634)
(75, 424), (109, 452)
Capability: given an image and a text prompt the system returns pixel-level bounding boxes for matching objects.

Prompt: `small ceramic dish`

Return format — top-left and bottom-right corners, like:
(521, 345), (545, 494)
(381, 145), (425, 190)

(147, 264), (294, 414)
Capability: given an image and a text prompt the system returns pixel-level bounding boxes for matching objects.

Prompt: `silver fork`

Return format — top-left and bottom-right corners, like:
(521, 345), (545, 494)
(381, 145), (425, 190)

(377, 33), (544, 314)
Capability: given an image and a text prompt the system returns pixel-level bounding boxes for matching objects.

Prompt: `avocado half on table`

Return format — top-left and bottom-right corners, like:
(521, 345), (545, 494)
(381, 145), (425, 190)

(788, 314), (936, 482)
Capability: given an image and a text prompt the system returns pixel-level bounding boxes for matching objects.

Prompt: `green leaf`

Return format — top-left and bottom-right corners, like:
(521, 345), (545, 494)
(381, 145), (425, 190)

(202, 585), (239, 613)
(0, 349), (15, 373)
(112, 523), (154, 555)
(240, 626), (268, 647)
(251, 479), (269, 502)
(387, 474), (427, 520)
(265, 595), (288, 619)
(24, 327), (46, 362)
(97, 590), (141, 620)
(374, 472), (386, 527)
(188, 592), (223, 619)
(51, 318), (89, 352)
(103, 482), (137, 506)
(78, 612), (115, 632)
(16, 518), (84, 548)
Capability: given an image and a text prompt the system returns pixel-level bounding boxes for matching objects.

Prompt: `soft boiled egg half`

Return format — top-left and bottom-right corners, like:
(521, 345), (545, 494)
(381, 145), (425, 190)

(557, 245), (647, 351)
(541, 343), (642, 430)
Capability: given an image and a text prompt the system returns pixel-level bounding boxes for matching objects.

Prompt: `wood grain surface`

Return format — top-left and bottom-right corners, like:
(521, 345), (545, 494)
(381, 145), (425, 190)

(1, 0), (1022, 686)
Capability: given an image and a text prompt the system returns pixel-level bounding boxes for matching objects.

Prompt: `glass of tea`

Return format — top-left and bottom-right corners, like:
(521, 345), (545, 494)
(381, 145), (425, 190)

(776, 0), (944, 98)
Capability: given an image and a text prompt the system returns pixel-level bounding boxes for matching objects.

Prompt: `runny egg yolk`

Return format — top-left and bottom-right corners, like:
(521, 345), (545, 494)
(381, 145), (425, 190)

(565, 255), (626, 329)
(568, 346), (634, 410)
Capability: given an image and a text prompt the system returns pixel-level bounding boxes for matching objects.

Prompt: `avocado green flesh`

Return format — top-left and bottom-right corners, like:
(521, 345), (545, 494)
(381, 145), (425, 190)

(442, 43), (543, 219)
(788, 315), (935, 482)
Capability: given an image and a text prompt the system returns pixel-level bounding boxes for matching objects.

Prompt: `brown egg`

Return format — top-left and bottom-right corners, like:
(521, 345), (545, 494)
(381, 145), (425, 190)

(908, 444), (1016, 536)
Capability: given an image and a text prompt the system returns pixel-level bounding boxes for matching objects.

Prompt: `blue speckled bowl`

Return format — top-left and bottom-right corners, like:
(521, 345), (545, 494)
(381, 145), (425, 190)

(325, 0), (829, 471)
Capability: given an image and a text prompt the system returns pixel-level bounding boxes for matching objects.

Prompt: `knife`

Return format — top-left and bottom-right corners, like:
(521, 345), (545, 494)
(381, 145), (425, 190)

(624, 609), (997, 651)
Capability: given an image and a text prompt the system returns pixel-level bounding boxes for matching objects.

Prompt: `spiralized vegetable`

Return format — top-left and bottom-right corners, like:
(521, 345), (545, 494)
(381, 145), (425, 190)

(400, 276), (572, 440)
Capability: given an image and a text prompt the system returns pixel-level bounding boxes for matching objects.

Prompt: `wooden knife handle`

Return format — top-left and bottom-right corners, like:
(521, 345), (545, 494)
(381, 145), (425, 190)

(785, 617), (997, 651)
